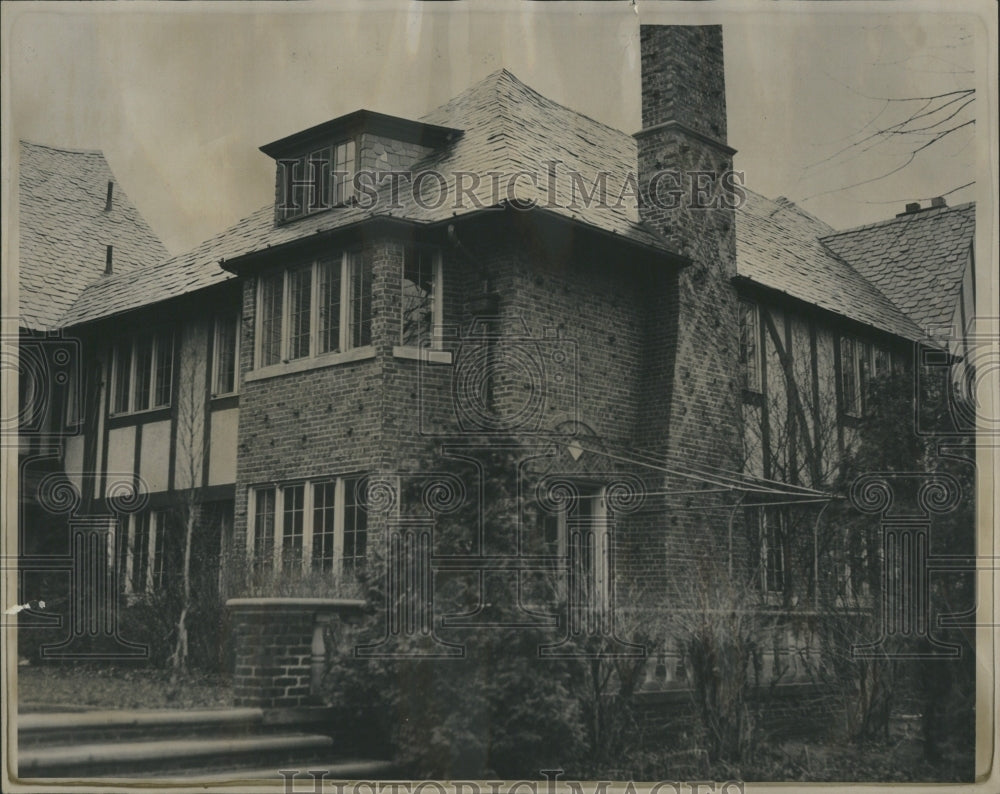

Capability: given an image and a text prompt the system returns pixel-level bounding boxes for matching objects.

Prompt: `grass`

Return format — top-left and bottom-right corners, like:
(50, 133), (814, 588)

(17, 663), (233, 712)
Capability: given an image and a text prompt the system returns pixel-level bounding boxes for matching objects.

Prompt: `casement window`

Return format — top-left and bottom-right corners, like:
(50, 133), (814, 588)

(759, 508), (786, 594)
(62, 367), (81, 428)
(840, 336), (889, 417)
(212, 313), (240, 396)
(738, 300), (762, 393)
(255, 252), (372, 369)
(542, 484), (610, 609)
(117, 510), (169, 595)
(401, 246), (443, 349)
(248, 475), (369, 575)
(278, 140), (356, 222)
(110, 330), (173, 415)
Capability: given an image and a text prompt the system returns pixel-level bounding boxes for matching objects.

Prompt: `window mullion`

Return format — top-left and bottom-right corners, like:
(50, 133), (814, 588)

(129, 338), (138, 412)
(340, 253), (350, 352)
(246, 489), (256, 563)
(333, 477), (346, 576)
(147, 513), (157, 594)
(124, 516), (136, 595)
(281, 270), (291, 363)
(310, 262), (320, 358)
(255, 279), (263, 369)
(273, 487), (284, 573)
(302, 481), (314, 575)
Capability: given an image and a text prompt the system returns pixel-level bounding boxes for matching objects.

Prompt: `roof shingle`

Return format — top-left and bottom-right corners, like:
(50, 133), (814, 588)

(18, 141), (169, 331)
(819, 203), (975, 335)
(736, 191), (925, 341)
(53, 71), (970, 344)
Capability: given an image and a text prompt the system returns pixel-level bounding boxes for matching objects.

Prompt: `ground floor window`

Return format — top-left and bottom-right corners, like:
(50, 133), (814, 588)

(248, 475), (368, 575)
(117, 509), (170, 595)
(759, 507), (786, 594)
(541, 483), (610, 610)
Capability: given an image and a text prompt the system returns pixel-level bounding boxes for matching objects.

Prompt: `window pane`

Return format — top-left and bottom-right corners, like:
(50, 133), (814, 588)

(840, 337), (858, 415)
(343, 476), (368, 575)
(402, 248), (435, 346)
(279, 159), (300, 220)
(349, 253), (372, 348)
(287, 267), (312, 361)
(312, 482), (337, 572)
(254, 488), (276, 570)
(116, 518), (129, 590)
(133, 512), (150, 593)
(309, 148), (331, 211)
(739, 301), (760, 392)
(282, 484), (305, 572)
(333, 140), (355, 205)
(762, 509), (785, 593)
(873, 347), (890, 380)
(214, 316), (238, 395)
(259, 273), (284, 367)
(858, 342), (871, 414)
(134, 335), (153, 411)
(317, 259), (342, 354)
(152, 511), (168, 590)
(113, 344), (131, 414)
(154, 333), (173, 407)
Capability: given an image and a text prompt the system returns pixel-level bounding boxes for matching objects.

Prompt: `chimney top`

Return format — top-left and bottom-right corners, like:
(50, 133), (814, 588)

(931, 196), (947, 209)
(905, 202), (921, 214)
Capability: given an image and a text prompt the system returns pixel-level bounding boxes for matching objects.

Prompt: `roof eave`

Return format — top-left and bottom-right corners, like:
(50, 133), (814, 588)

(260, 110), (463, 159)
(220, 205), (690, 275)
(731, 274), (925, 344)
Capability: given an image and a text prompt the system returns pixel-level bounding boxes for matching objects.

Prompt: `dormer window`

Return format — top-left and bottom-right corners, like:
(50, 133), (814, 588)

(278, 140), (356, 222)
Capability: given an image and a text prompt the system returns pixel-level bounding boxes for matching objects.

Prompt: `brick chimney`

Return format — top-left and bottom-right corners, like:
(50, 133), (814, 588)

(633, 25), (742, 476)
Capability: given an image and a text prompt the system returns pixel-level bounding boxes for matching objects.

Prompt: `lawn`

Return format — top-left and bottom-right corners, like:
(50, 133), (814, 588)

(17, 663), (232, 712)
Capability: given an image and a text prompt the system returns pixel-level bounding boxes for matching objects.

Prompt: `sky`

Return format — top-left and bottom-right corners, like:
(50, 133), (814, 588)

(2, 0), (990, 256)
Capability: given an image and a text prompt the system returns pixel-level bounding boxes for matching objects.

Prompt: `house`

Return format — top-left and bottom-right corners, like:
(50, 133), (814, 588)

(14, 26), (975, 698)
(13, 142), (170, 641)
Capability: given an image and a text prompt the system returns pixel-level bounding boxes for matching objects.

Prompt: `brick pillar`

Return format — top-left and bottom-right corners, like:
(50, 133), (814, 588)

(228, 598), (366, 709)
(634, 25), (741, 472)
(629, 26), (744, 600)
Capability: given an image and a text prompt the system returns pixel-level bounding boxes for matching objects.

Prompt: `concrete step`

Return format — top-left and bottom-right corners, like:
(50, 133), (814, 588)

(132, 758), (403, 781)
(18, 707), (266, 746)
(18, 732), (336, 778)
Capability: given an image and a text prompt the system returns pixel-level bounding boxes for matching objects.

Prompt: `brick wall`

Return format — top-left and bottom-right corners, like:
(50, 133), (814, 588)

(231, 605), (315, 707)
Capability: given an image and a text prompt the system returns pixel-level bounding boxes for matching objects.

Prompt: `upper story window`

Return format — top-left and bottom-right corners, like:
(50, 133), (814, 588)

(256, 252), (372, 369)
(738, 300), (762, 393)
(401, 246), (443, 349)
(840, 336), (890, 417)
(278, 140), (356, 223)
(111, 330), (173, 415)
(249, 475), (368, 576)
(212, 313), (240, 396)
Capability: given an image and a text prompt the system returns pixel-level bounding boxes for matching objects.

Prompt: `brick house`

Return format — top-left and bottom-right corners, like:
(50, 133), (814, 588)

(15, 26), (975, 689)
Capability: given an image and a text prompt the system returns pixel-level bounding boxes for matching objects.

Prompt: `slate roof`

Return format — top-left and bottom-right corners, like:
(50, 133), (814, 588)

(820, 202), (975, 335)
(55, 70), (968, 344)
(18, 141), (169, 331)
(735, 191), (925, 341)
(61, 69), (666, 327)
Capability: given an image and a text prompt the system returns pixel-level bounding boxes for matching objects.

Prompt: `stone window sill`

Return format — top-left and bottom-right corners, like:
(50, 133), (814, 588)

(392, 346), (453, 365)
(245, 346), (375, 383)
